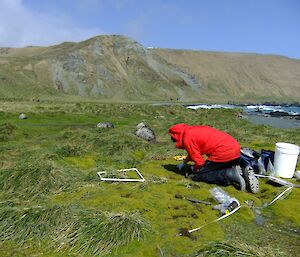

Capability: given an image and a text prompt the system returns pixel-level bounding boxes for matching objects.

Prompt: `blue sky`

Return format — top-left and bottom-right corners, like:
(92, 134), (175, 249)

(0, 0), (299, 58)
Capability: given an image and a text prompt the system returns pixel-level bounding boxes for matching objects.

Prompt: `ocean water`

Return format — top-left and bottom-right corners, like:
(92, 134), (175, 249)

(244, 105), (300, 116)
(187, 104), (300, 115)
(247, 115), (300, 129)
(186, 104), (300, 129)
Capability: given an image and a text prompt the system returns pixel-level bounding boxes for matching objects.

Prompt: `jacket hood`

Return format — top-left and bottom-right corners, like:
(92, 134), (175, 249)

(169, 123), (188, 149)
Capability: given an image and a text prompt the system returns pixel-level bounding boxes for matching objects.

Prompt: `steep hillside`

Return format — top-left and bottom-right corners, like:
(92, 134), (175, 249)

(153, 49), (300, 103)
(0, 35), (201, 102)
(0, 35), (299, 103)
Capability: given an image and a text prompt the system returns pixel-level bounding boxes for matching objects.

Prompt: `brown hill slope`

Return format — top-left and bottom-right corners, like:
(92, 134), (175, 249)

(153, 49), (300, 102)
(0, 35), (201, 102)
(0, 35), (299, 102)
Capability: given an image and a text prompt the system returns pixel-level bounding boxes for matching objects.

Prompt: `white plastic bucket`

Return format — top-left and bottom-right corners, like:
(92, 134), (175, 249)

(274, 142), (299, 178)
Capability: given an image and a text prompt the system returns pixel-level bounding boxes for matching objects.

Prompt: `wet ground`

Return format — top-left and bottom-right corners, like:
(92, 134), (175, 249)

(247, 114), (300, 129)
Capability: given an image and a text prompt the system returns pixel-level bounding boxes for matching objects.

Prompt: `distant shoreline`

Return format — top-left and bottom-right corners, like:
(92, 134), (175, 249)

(185, 103), (300, 129)
(246, 114), (300, 129)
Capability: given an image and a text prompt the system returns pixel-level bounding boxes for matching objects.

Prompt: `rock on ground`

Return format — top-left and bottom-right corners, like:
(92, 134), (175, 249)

(135, 122), (156, 143)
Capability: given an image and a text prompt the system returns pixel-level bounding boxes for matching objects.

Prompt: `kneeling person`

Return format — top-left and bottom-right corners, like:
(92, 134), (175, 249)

(169, 123), (258, 193)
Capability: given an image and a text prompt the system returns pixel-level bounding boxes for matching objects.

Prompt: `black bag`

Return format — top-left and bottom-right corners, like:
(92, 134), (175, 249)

(240, 148), (274, 174)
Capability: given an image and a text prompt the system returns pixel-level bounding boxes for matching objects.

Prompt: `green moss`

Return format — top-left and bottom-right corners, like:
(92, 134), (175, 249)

(270, 187), (300, 226)
(63, 155), (97, 169)
(0, 100), (299, 256)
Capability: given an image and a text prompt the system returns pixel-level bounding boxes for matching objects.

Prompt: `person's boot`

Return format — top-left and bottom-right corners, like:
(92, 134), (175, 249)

(242, 166), (259, 193)
(192, 166), (246, 191)
(225, 166), (246, 191)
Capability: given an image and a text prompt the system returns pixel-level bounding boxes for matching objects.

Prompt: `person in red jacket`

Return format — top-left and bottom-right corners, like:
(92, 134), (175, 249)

(169, 123), (258, 192)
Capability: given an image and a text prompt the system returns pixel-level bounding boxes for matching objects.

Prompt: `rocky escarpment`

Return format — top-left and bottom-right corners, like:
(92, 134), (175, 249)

(0, 35), (299, 102)
(0, 35), (202, 101)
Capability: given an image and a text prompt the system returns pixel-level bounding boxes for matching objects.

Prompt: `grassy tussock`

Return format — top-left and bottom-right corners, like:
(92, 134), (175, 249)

(0, 205), (72, 245)
(67, 211), (148, 255)
(0, 156), (77, 199)
(0, 205), (148, 256)
(192, 241), (284, 257)
(55, 144), (83, 157)
(0, 122), (16, 141)
(0, 101), (299, 256)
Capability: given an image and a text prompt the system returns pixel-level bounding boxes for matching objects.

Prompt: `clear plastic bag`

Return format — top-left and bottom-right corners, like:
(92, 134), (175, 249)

(258, 157), (266, 175)
(209, 187), (231, 204)
(267, 159), (275, 176)
(210, 187), (240, 215)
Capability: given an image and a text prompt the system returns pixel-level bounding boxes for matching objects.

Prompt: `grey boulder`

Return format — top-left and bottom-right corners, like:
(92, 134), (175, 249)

(19, 113), (27, 119)
(97, 122), (114, 128)
(135, 122), (156, 143)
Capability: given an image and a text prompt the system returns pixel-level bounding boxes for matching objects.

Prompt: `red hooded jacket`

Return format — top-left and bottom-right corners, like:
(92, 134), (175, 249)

(169, 124), (240, 171)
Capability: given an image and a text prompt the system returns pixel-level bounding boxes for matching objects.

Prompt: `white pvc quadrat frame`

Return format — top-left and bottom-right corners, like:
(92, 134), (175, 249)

(97, 168), (145, 182)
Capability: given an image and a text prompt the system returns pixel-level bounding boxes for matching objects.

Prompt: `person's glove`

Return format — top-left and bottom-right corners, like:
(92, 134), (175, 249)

(185, 165), (196, 179)
(177, 162), (185, 171)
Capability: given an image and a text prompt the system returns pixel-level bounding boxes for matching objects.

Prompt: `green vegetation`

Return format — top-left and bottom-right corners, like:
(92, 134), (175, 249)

(0, 99), (299, 256)
(191, 241), (285, 257)
(154, 48), (300, 103)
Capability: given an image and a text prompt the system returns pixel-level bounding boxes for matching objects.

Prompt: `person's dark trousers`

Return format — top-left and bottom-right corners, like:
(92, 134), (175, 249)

(192, 158), (241, 185)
